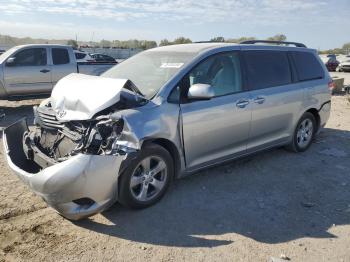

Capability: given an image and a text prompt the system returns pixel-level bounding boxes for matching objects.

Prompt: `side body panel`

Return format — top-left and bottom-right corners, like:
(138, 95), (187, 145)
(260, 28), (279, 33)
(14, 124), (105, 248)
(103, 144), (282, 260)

(180, 93), (251, 168)
(246, 83), (304, 150)
(3, 46), (52, 95)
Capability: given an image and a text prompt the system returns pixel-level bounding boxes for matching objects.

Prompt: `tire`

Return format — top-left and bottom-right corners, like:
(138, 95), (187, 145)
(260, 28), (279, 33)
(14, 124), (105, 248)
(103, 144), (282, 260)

(118, 143), (174, 209)
(287, 112), (316, 153)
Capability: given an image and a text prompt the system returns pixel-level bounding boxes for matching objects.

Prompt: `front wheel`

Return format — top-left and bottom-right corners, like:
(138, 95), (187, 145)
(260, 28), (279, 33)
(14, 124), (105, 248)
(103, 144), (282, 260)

(118, 143), (174, 209)
(287, 112), (316, 152)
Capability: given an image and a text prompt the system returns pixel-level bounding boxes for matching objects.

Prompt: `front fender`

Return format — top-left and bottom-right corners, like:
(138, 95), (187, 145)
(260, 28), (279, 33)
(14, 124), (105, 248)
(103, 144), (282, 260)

(112, 101), (186, 175)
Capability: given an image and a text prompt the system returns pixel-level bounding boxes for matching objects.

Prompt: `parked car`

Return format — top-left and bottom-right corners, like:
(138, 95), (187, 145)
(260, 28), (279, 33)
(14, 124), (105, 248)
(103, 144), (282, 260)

(90, 53), (117, 63)
(327, 54), (337, 59)
(0, 49), (5, 55)
(3, 41), (332, 220)
(338, 59), (350, 72)
(325, 57), (340, 72)
(0, 44), (116, 100)
(74, 50), (95, 63)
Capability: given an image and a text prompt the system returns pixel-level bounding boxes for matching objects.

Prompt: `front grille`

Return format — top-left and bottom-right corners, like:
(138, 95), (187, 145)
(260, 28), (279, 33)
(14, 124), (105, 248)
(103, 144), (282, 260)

(35, 106), (64, 129)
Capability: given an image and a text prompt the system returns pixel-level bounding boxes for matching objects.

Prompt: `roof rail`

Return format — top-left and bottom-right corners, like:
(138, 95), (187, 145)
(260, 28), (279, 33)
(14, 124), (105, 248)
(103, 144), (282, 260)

(240, 40), (306, 48)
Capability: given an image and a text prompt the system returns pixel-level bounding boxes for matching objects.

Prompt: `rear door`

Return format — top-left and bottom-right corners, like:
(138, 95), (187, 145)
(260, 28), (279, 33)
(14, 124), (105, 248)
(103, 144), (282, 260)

(4, 47), (52, 95)
(50, 47), (76, 86)
(242, 49), (303, 151)
(180, 51), (252, 169)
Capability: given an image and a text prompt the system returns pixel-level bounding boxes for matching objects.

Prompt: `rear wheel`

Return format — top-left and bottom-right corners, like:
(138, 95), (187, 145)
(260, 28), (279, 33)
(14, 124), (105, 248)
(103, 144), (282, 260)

(118, 143), (173, 209)
(287, 112), (316, 152)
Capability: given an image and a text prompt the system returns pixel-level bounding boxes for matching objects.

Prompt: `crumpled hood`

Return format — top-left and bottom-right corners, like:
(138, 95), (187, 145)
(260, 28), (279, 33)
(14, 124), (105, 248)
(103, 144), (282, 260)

(51, 73), (128, 121)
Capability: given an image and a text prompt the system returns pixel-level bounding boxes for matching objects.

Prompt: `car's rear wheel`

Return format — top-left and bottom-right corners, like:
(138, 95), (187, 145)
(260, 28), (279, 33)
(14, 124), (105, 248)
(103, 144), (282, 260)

(287, 112), (316, 152)
(118, 143), (173, 209)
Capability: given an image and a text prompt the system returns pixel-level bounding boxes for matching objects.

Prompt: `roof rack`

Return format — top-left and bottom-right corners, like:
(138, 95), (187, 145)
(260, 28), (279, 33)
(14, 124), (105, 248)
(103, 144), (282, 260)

(240, 40), (306, 48)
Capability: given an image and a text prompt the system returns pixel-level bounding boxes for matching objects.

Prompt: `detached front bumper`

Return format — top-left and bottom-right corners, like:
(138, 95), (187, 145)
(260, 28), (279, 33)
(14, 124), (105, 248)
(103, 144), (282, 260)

(2, 119), (126, 220)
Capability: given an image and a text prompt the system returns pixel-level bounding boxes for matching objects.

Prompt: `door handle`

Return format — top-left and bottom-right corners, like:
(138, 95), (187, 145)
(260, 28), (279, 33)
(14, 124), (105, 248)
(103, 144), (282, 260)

(253, 96), (265, 104)
(236, 99), (249, 108)
(40, 69), (50, 73)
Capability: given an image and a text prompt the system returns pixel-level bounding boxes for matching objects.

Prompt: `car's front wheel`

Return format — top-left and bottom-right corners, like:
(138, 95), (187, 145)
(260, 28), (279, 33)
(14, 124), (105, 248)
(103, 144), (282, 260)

(118, 143), (174, 209)
(287, 112), (316, 152)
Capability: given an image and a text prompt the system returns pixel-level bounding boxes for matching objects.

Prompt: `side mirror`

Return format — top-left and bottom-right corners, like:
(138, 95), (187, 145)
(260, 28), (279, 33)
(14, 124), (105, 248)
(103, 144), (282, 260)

(188, 84), (215, 100)
(6, 57), (16, 66)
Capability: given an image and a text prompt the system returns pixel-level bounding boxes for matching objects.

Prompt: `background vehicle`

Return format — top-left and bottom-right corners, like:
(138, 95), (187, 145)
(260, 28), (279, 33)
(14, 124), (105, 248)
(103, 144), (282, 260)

(90, 53), (118, 63)
(3, 41), (331, 219)
(325, 57), (340, 71)
(0, 49), (5, 56)
(338, 59), (350, 72)
(0, 44), (116, 100)
(73, 50), (95, 62)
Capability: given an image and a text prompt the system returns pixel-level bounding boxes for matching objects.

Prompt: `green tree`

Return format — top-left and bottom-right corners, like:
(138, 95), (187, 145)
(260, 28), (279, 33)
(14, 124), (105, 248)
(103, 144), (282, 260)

(67, 39), (78, 48)
(140, 40), (157, 50)
(210, 36), (225, 42)
(225, 36), (256, 43)
(159, 39), (170, 46)
(267, 34), (287, 42)
(342, 42), (350, 53)
(173, 37), (192, 44)
(100, 39), (112, 48)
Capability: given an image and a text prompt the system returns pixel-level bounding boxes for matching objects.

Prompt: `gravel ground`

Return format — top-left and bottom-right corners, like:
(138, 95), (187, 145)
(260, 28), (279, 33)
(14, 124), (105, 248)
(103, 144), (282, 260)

(0, 86), (349, 261)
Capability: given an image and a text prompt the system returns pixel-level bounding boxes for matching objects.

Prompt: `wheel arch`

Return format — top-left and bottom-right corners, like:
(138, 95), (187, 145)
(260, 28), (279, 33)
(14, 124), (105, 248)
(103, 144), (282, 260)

(142, 138), (181, 178)
(305, 108), (320, 132)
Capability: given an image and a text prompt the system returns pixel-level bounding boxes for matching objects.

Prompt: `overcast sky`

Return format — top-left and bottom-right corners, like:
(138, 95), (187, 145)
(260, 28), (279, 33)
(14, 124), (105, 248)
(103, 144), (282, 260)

(0, 0), (349, 49)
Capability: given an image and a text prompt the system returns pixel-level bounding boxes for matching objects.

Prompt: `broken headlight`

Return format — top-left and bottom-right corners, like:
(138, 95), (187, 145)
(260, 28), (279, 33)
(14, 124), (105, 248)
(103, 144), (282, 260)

(84, 118), (125, 155)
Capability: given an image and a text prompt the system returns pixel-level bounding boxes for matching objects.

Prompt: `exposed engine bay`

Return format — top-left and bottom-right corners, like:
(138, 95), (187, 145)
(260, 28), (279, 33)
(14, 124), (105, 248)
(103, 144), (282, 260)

(22, 78), (146, 168)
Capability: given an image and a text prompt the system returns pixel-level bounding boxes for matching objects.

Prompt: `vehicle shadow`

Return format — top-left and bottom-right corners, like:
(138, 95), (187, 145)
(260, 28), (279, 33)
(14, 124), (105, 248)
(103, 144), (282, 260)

(75, 127), (350, 248)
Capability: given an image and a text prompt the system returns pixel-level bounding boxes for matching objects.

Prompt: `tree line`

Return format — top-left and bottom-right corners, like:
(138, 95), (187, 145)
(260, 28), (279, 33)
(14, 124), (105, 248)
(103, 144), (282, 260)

(319, 43), (350, 55)
(67, 34), (288, 50)
(2, 33), (348, 54)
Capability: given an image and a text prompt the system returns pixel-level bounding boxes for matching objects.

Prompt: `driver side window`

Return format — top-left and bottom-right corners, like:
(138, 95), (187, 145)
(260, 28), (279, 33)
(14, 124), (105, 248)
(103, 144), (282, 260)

(11, 48), (47, 67)
(185, 52), (242, 98)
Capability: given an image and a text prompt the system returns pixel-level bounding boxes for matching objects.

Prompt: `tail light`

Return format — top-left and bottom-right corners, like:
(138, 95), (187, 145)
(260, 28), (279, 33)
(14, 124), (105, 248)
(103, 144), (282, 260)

(328, 80), (336, 92)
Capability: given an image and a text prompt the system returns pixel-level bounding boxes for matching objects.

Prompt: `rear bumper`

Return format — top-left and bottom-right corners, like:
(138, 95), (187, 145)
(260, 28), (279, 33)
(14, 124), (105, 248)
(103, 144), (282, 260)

(2, 119), (126, 220)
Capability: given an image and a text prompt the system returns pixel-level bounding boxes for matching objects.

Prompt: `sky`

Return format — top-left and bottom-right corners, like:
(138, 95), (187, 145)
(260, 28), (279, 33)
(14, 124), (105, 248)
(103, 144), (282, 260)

(0, 0), (349, 50)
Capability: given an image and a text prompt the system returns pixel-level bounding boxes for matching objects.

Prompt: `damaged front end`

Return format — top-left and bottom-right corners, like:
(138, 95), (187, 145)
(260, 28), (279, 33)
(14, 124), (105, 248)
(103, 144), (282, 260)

(27, 102), (130, 167)
(3, 74), (146, 220)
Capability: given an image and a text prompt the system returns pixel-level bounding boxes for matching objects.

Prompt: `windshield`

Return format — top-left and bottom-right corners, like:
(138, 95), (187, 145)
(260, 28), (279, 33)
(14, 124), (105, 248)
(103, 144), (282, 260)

(102, 50), (196, 98)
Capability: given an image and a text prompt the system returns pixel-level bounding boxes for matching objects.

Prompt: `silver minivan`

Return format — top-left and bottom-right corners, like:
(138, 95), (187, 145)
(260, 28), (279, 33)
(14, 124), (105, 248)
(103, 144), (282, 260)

(3, 41), (332, 219)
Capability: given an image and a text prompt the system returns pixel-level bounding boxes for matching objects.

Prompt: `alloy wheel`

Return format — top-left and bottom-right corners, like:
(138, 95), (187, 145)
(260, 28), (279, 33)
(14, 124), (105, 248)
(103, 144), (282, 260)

(129, 156), (168, 202)
(296, 118), (313, 148)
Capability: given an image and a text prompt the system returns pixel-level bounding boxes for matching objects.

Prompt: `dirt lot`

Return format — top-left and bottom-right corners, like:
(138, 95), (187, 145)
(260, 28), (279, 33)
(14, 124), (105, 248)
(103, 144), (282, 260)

(0, 81), (349, 261)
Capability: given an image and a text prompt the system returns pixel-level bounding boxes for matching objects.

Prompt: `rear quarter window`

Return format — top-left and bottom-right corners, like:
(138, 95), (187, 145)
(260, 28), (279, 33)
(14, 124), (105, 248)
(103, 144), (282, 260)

(243, 50), (291, 90)
(52, 48), (70, 65)
(291, 51), (324, 81)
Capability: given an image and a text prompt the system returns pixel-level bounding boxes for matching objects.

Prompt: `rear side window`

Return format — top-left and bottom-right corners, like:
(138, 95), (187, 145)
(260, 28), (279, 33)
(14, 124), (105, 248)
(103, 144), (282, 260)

(75, 52), (86, 59)
(52, 48), (70, 65)
(244, 50), (291, 90)
(291, 51), (324, 81)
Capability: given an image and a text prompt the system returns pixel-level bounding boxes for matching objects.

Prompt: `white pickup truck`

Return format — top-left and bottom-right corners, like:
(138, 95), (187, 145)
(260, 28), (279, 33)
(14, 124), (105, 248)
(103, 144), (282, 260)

(0, 44), (116, 100)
